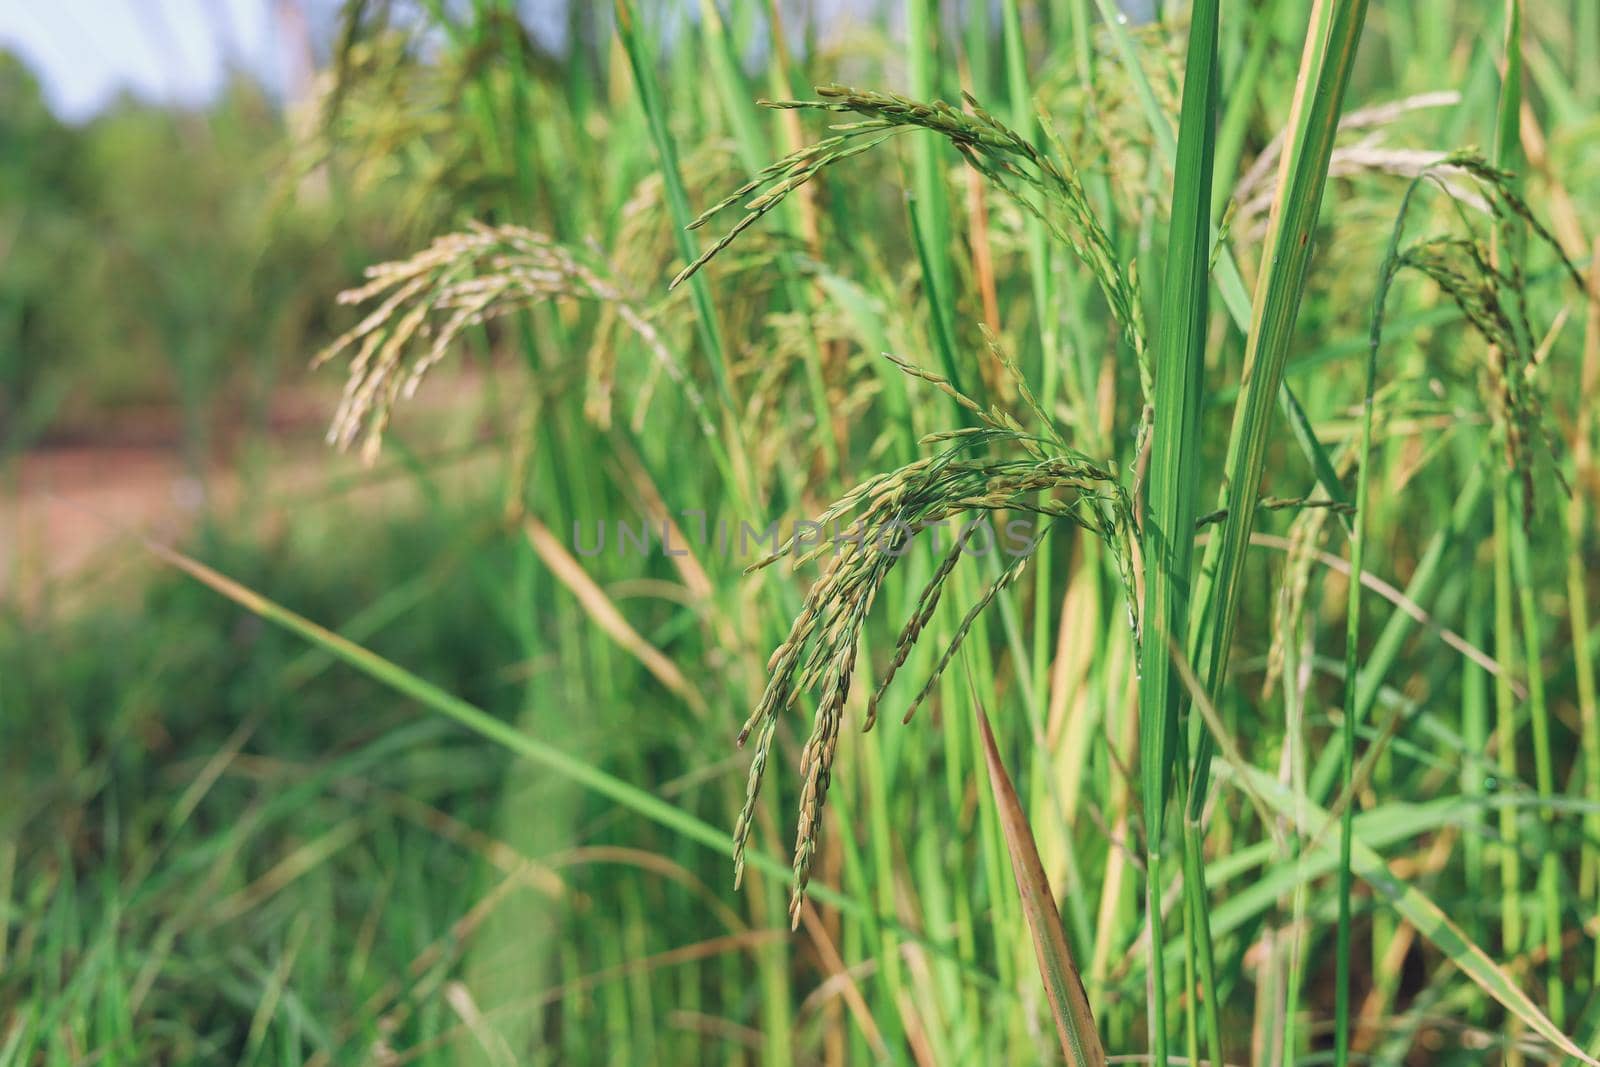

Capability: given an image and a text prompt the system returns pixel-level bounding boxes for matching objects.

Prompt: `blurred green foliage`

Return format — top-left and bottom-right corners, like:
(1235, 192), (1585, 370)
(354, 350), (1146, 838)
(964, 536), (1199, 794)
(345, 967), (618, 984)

(0, 50), (408, 454)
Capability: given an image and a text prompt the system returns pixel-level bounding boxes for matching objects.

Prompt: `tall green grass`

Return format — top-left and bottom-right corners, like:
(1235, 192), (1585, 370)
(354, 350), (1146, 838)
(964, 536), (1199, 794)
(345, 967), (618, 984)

(7, 1), (1600, 1064)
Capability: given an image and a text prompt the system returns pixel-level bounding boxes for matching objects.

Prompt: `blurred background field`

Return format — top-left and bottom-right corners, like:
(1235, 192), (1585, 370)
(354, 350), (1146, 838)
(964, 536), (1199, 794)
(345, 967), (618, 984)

(2, 1), (1598, 1064)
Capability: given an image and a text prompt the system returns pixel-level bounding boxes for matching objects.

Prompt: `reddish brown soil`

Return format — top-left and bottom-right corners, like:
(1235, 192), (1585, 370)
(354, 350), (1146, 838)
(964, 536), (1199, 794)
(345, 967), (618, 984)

(3, 379), (467, 606)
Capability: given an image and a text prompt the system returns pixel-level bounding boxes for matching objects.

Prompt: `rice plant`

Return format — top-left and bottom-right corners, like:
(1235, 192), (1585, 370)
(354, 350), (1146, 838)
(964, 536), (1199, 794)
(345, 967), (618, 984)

(12, 1), (1600, 1064)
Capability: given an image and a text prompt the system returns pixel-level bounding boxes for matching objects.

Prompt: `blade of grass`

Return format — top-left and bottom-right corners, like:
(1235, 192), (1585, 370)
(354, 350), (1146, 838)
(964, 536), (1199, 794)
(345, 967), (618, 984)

(1573, 239), (1600, 986)
(1333, 89), (1409, 1066)
(1091, 3), (1370, 859)
(1138, 0), (1222, 1058)
(1491, 0), (1564, 1028)
(614, 0), (749, 493)
(695, 0), (839, 472)
(905, 0), (961, 401)
(1189, 0), (1371, 768)
(973, 685), (1105, 1067)
(1092, 0), (1349, 526)
(999, 0), (1066, 416)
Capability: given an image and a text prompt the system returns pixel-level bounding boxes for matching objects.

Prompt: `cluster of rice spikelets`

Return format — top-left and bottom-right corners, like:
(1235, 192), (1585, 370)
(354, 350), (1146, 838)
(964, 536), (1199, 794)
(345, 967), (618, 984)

(672, 85), (1147, 372)
(731, 353), (1137, 925)
(307, 25), (490, 234)
(1375, 154), (1585, 519)
(316, 222), (706, 461)
(669, 82), (1161, 921)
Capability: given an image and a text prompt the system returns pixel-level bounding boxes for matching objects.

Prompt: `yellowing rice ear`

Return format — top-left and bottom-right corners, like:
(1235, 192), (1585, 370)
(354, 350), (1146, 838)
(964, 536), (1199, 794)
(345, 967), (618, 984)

(315, 224), (717, 462)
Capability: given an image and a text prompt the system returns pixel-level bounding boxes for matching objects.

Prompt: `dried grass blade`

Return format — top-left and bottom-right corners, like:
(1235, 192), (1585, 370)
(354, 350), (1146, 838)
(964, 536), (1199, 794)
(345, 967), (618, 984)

(523, 517), (708, 717)
(973, 689), (1105, 1067)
